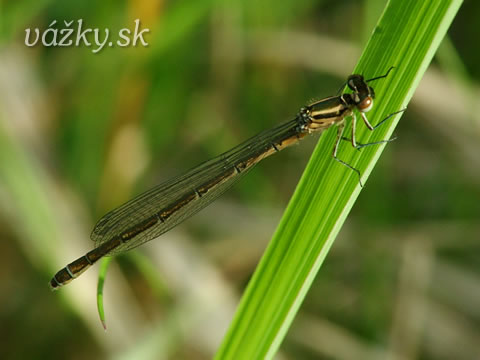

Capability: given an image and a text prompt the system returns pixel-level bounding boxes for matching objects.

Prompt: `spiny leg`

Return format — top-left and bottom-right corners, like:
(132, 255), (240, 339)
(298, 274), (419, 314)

(332, 123), (363, 187)
(362, 108), (406, 131)
(351, 112), (358, 148)
(341, 135), (397, 150)
(361, 111), (375, 130)
(342, 108), (406, 149)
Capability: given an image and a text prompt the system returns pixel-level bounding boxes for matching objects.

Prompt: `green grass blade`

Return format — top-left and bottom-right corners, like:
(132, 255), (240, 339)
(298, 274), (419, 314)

(97, 257), (112, 330)
(215, 0), (463, 359)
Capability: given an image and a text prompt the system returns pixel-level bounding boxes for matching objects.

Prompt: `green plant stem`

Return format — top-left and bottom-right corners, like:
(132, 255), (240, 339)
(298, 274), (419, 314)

(215, 0), (463, 359)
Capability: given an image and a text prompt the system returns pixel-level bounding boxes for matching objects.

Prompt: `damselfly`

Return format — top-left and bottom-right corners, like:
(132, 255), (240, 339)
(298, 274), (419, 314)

(50, 68), (402, 289)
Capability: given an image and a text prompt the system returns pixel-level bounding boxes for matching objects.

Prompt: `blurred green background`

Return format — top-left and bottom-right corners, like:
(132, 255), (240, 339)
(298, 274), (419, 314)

(0, 0), (478, 359)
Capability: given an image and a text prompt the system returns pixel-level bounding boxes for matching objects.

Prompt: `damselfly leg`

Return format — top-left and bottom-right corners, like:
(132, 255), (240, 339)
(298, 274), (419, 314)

(341, 108), (405, 146)
(333, 108), (406, 187)
(332, 122), (364, 186)
(368, 108), (406, 130)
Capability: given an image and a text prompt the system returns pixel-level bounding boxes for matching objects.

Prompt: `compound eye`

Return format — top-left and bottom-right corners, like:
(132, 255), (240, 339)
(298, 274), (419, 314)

(358, 96), (373, 112)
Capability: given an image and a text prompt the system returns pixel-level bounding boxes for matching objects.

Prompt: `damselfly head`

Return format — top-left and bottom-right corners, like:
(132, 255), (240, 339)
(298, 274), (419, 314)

(347, 75), (375, 96)
(347, 75), (375, 112)
(354, 66), (396, 112)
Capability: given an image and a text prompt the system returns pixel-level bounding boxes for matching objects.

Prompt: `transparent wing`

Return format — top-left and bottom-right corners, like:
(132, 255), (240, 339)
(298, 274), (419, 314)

(91, 117), (300, 255)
